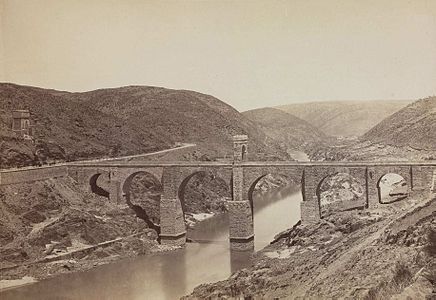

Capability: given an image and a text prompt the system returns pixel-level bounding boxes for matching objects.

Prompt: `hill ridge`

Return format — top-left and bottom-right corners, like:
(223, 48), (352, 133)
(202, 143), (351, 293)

(276, 100), (412, 137)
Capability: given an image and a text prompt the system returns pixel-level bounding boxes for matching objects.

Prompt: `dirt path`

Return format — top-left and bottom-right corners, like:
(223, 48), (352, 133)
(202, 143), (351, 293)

(0, 143), (196, 171)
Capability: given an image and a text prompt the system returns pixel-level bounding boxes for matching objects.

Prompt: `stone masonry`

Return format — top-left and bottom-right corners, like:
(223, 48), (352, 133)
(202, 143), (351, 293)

(2, 136), (435, 251)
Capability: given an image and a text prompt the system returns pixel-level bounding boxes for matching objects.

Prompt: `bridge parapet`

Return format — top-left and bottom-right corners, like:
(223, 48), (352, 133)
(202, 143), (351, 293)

(0, 165), (68, 186)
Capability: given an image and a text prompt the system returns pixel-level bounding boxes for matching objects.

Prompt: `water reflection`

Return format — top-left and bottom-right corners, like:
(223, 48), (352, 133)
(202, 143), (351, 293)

(187, 213), (228, 243)
(2, 185), (302, 300)
(230, 250), (252, 274)
(253, 185), (301, 251)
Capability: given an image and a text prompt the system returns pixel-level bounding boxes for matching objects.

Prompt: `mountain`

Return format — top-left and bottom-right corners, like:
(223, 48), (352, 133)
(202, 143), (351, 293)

(363, 97), (436, 150)
(243, 107), (328, 155)
(0, 83), (285, 168)
(277, 100), (412, 137)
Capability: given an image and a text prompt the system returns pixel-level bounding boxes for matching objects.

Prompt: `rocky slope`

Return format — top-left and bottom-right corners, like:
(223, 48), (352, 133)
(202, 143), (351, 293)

(185, 192), (436, 299)
(0, 177), (161, 281)
(0, 83), (286, 168)
(243, 107), (329, 156)
(277, 100), (411, 137)
(363, 97), (436, 150)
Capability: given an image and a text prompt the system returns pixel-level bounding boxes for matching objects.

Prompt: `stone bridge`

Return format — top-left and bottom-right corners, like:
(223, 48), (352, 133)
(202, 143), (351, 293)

(65, 136), (436, 251)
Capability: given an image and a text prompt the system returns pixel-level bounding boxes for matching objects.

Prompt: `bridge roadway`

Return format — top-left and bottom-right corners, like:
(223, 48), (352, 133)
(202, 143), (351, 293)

(69, 160), (436, 168)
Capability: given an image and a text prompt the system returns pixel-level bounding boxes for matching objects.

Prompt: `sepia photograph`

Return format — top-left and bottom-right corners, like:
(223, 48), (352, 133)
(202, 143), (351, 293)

(0, 1), (435, 299)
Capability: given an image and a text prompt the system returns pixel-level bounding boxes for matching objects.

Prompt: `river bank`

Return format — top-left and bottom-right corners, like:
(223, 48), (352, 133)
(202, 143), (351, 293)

(0, 232), (176, 289)
(184, 191), (436, 299)
(0, 176), (167, 288)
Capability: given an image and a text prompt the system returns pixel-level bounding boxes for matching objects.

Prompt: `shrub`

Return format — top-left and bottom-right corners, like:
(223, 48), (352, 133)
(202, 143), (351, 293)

(425, 228), (436, 257)
(392, 261), (412, 289)
(364, 261), (412, 300)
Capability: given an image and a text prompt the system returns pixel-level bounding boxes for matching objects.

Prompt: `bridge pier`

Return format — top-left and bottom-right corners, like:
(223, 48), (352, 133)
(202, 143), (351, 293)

(229, 167), (254, 251)
(228, 200), (254, 251)
(300, 198), (321, 223)
(159, 198), (186, 246)
(108, 180), (121, 203)
(300, 168), (321, 223)
(159, 167), (186, 247)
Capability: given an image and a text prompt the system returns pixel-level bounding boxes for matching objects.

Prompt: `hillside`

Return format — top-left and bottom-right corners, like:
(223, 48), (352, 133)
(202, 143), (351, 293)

(363, 97), (436, 150)
(0, 83), (285, 168)
(243, 107), (329, 155)
(66, 86), (282, 159)
(277, 100), (411, 137)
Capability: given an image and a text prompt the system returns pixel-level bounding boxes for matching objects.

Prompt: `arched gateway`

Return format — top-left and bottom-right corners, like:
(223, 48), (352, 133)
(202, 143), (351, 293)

(64, 136), (436, 251)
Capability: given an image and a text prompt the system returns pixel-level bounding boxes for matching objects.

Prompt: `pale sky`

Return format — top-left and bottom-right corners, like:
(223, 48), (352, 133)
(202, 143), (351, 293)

(1, 0), (436, 111)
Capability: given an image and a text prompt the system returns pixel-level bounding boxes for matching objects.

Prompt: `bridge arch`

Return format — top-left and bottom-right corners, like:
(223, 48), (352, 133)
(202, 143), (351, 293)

(243, 171), (302, 250)
(122, 171), (162, 196)
(178, 170), (231, 230)
(121, 171), (163, 230)
(88, 172), (110, 198)
(247, 172), (296, 215)
(366, 165), (411, 207)
(316, 172), (366, 218)
(377, 173), (409, 204)
(89, 173), (109, 198)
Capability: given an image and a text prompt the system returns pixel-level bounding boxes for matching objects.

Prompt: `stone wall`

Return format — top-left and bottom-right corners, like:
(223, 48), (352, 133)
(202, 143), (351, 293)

(411, 165), (435, 190)
(105, 144), (196, 162)
(0, 165), (68, 185)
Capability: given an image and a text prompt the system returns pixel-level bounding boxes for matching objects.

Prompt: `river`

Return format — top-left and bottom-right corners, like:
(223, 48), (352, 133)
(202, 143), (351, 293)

(2, 186), (302, 300)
